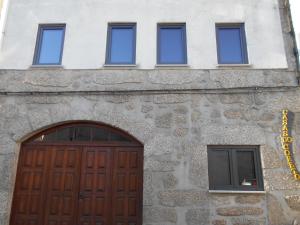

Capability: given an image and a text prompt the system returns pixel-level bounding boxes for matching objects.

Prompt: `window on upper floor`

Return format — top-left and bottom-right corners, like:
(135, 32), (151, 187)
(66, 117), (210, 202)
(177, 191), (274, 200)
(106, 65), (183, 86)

(216, 24), (248, 64)
(207, 146), (264, 191)
(33, 24), (66, 65)
(105, 23), (136, 65)
(157, 24), (187, 64)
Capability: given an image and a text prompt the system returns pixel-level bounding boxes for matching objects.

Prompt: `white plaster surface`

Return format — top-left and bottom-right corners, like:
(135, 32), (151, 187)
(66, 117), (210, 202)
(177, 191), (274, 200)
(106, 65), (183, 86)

(0, 0), (288, 69)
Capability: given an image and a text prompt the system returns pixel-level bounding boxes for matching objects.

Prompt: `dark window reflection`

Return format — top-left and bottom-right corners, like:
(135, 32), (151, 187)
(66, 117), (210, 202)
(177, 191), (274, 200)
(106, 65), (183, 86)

(56, 127), (74, 141)
(92, 127), (109, 141)
(210, 150), (232, 186)
(237, 151), (257, 187)
(31, 125), (132, 142)
(75, 126), (91, 141)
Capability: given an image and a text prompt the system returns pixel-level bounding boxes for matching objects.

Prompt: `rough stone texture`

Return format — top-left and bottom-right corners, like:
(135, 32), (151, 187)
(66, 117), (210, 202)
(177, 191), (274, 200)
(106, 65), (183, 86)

(212, 220), (227, 225)
(162, 174), (178, 189)
(0, 69), (297, 94)
(267, 194), (289, 225)
(143, 207), (177, 223)
(264, 170), (300, 191)
(185, 208), (209, 225)
(158, 190), (208, 207)
(216, 207), (264, 216)
(235, 195), (264, 205)
(285, 195), (300, 211)
(231, 218), (266, 225)
(0, 213), (7, 225)
(1, 88), (300, 224)
(0, 192), (8, 212)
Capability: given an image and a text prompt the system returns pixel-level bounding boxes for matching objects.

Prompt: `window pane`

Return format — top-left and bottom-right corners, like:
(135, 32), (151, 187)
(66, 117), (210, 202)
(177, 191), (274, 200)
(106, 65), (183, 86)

(38, 28), (64, 64)
(209, 150), (232, 186)
(110, 27), (134, 64)
(218, 27), (244, 64)
(56, 127), (74, 141)
(92, 127), (110, 141)
(29, 125), (132, 143)
(110, 132), (131, 142)
(75, 126), (91, 141)
(159, 27), (185, 64)
(236, 151), (257, 187)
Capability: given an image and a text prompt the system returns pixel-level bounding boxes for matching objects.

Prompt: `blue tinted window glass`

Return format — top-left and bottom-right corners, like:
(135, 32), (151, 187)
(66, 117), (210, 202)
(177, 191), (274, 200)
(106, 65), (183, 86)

(38, 28), (64, 64)
(159, 27), (186, 64)
(218, 27), (245, 64)
(109, 27), (134, 64)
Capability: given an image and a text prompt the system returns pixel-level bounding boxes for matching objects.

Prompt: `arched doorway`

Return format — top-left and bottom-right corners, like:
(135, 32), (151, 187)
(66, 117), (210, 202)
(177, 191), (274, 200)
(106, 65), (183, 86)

(10, 122), (143, 225)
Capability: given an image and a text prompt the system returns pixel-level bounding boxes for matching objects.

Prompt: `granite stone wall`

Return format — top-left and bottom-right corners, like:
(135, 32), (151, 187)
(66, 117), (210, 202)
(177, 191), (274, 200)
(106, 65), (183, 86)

(0, 73), (300, 224)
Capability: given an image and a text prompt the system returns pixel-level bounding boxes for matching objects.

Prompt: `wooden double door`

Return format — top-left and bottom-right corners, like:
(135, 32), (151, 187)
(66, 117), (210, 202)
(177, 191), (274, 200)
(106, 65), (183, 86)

(10, 145), (143, 225)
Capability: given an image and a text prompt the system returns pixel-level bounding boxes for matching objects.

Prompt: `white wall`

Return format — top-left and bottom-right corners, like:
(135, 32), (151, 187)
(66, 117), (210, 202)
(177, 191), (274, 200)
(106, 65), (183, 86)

(0, 0), (288, 69)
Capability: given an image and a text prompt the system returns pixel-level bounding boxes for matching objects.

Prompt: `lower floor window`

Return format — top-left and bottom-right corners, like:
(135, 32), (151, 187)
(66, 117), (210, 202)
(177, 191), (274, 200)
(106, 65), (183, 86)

(207, 146), (264, 191)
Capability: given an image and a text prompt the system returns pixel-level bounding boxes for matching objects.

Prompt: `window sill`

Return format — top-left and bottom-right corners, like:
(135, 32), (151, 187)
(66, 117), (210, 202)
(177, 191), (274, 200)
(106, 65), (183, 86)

(209, 190), (266, 194)
(155, 64), (190, 68)
(103, 64), (137, 68)
(30, 65), (64, 69)
(217, 63), (253, 68)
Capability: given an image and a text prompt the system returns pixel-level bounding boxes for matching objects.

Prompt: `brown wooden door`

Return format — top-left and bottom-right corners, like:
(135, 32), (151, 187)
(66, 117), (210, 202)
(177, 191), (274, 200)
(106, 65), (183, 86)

(44, 146), (81, 225)
(10, 146), (50, 225)
(10, 145), (143, 225)
(77, 147), (113, 225)
(111, 147), (143, 225)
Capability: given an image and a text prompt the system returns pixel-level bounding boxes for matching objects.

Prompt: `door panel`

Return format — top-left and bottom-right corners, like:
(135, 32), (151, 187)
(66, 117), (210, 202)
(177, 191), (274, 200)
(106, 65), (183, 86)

(44, 147), (81, 225)
(10, 146), (49, 225)
(111, 148), (143, 225)
(78, 147), (112, 225)
(11, 144), (143, 225)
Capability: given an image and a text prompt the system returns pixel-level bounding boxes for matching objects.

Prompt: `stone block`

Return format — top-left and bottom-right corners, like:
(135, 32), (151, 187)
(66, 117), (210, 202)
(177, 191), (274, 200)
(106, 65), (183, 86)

(185, 208), (209, 225)
(191, 110), (201, 122)
(173, 127), (189, 137)
(158, 190), (208, 207)
(219, 95), (253, 105)
(210, 194), (232, 206)
(202, 125), (265, 145)
(231, 218), (266, 225)
(261, 146), (282, 169)
(162, 173), (178, 189)
(0, 192), (8, 212)
(174, 105), (188, 114)
(212, 219), (227, 225)
(155, 113), (173, 128)
(267, 194), (289, 225)
(0, 154), (14, 191)
(264, 170), (300, 190)
(174, 115), (188, 125)
(145, 159), (179, 172)
(93, 71), (145, 85)
(154, 95), (189, 104)
(216, 207), (263, 216)
(142, 105), (154, 113)
(143, 207), (177, 223)
(259, 112), (275, 122)
(235, 195), (264, 204)
(285, 195), (300, 211)
(144, 135), (177, 157)
(148, 70), (203, 85)
(223, 109), (243, 119)
(0, 213), (7, 225)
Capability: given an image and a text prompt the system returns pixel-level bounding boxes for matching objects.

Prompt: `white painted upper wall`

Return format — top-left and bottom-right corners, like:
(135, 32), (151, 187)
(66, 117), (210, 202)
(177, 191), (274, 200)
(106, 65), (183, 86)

(0, 0), (288, 69)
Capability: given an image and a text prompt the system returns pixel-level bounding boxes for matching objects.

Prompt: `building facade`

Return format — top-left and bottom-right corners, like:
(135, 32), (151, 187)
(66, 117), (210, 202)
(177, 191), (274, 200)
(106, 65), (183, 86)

(0, 0), (300, 225)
